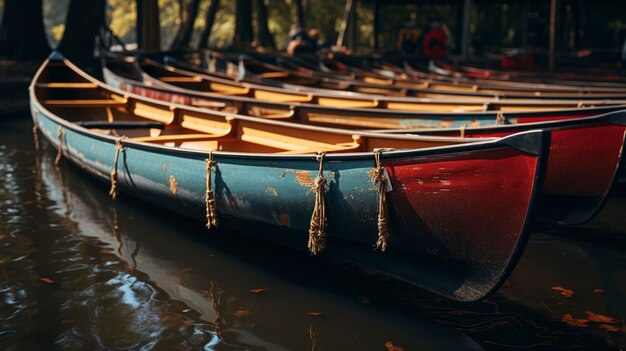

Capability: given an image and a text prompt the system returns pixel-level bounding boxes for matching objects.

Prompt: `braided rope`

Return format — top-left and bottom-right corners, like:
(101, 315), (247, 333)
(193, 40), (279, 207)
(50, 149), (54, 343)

(495, 111), (505, 125)
(109, 138), (125, 200)
(459, 124), (467, 138)
(373, 148), (394, 252)
(205, 150), (219, 229)
(55, 126), (64, 165)
(308, 152), (327, 255)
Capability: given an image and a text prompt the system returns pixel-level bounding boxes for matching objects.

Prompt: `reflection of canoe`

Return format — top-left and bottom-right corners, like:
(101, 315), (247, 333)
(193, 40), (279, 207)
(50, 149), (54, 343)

(104, 58), (626, 225)
(30, 52), (548, 301)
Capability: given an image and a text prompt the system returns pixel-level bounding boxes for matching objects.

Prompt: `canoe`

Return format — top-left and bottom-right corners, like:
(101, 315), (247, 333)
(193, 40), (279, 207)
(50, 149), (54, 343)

(124, 56), (626, 113)
(103, 57), (626, 225)
(171, 54), (626, 101)
(30, 52), (548, 301)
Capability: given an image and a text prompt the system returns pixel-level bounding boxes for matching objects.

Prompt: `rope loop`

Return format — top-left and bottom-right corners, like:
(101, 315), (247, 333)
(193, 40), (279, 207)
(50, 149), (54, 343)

(55, 126), (64, 166)
(373, 148), (395, 252)
(205, 150), (219, 229)
(495, 111), (505, 125)
(109, 137), (125, 200)
(308, 152), (327, 255)
(459, 124), (467, 138)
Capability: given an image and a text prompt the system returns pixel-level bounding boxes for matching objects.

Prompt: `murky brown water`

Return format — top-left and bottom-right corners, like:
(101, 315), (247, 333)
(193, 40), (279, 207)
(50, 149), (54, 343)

(1, 114), (625, 350)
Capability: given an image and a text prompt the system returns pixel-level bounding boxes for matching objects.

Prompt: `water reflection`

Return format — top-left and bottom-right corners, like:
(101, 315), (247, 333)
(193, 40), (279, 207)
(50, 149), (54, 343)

(1, 116), (624, 350)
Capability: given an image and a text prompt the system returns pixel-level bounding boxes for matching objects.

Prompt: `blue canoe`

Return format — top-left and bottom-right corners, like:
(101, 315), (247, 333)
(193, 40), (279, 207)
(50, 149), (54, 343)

(29, 52), (548, 301)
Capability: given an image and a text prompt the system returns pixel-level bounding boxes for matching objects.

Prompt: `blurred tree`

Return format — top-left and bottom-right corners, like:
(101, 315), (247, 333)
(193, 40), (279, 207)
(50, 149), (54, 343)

(137, 0), (160, 50)
(170, 0), (201, 49)
(255, 0), (275, 49)
(198, 0), (219, 49)
(57, 0), (105, 61)
(233, 0), (253, 47)
(0, 0), (49, 59)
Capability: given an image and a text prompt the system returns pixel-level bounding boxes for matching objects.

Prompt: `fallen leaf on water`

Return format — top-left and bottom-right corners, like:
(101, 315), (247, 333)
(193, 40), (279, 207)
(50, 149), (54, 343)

(180, 267), (193, 272)
(232, 310), (250, 318)
(40, 277), (54, 284)
(307, 312), (323, 317)
(562, 314), (589, 327)
(384, 341), (404, 351)
(249, 288), (268, 294)
(61, 319), (74, 325)
(599, 324), (621, 333)
(593, 289), (605, 293)
(551, 286), (574, 298)
(585, 311), (618, 324)
(201, 290), (210, 296)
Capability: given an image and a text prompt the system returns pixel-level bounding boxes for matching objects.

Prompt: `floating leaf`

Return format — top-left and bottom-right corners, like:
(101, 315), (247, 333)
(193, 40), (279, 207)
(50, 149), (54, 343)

(249, 288), (268, 294)
(585, 311), (618, 324)
(201, 290), (210, 296)
(40, 277), (54, 284)
(599, 324), (621, 332)
(593, 289), (605, 293)
(61, 319), (74, 325)
(551, 286), (574, 298)
(562, 314), (589, 327)
(307, 312), (323, 317)
(232, 309), (250, 318)
(384, 341), (404, 351)
(180, 267), (193, 272)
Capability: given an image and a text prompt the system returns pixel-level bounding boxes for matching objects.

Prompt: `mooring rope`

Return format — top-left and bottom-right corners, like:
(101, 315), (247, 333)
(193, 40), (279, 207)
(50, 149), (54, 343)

(495, 111), (505, 125)
(308, 152), (327, 255)
(108, 137), (125, 200)
(373, 148), (394, 252)
(32, 112), (40, 151)
(55, 126), (64, 166)
(459, 123), (467, 138)
(205, 150), (218, 229)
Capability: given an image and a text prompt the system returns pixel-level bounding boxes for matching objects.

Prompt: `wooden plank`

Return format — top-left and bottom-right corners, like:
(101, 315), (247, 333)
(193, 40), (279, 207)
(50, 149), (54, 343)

(35, 82), (98, 88)
(42, 99), (127, 107)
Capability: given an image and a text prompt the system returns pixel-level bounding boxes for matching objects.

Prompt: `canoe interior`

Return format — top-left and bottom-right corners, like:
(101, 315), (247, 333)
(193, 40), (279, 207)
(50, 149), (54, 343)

(35, 61), (472, 154)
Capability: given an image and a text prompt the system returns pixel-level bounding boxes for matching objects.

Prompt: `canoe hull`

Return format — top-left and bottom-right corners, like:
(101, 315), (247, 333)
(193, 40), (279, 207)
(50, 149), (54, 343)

(31, 99), (546, 301)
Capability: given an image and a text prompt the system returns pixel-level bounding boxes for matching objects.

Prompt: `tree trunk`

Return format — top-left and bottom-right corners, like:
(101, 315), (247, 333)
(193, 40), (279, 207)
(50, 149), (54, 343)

(0, 0), (50, 59)
(233, 0), (253, 47)
(255, 0), (275, 49)
(294, 0), (305, 28)
(198, 0), (220, 49)
(57, 0), (106, 61)
(137, 0), (161, 51)
(170, 0), (202, 49)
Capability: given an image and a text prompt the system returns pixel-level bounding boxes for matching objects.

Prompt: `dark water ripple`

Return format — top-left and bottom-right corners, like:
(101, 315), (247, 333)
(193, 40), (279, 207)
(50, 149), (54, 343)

(0, 115), (624, 350)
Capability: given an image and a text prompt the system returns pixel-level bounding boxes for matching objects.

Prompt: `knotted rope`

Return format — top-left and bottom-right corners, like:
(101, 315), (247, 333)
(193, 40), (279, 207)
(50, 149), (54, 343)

(308, 152), (327, 255)
(495, 111), (505, 125)
(55, 126), (64, 165)
(32, 112), (40, 151)
(205, 150), (218, 229)
(459, 124), (467, 138)
(373, 148), (394, 252)
(109, 138), (125, 200)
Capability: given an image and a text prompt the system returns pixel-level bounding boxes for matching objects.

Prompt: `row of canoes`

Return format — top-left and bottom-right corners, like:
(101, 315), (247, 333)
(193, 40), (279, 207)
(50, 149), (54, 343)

(29, 51), (626, 302)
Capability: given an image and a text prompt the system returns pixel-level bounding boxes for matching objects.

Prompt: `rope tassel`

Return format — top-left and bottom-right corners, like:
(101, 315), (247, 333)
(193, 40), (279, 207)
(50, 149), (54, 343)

(373, 148), (394, 252)
(32, 113), (40, 151)
(205, 150), (218, 229)
(308, 152), (327, 255)
(55, 126), (64, 166)
(109, 138), (125, 200)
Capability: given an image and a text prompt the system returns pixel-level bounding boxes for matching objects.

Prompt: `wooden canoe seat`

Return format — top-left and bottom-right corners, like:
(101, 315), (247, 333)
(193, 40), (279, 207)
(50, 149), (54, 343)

(76, 121), (165, 129)
(159, 76), (202, 83)
(35, 82), (98, 89)
(42, 99), (128, 108)
(209, 82), (250, 95)
(316, 97), (379, 108)
(260, 72), (290, 79)
(253, 89), (313, 103)
(277, 142), (362, 154)
(131, 133), (233, 143)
